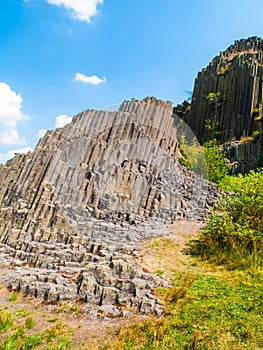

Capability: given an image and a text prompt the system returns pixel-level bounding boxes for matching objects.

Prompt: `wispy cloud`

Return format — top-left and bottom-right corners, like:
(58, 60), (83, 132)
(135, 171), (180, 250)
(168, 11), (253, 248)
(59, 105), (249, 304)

(75, 72), (107, 85)
(55, 114), (72, 128)
(46, 0), (103, 23)
(0, 130), (26, 146)
(0, 82), (28, 146)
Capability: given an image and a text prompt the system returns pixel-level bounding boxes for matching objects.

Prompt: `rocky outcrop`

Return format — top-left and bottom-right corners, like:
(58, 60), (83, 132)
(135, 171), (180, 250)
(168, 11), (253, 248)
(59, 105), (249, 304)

(224, 138), (263, 174)
(181, 37), (263, 173)
(0, 97), (218, 316)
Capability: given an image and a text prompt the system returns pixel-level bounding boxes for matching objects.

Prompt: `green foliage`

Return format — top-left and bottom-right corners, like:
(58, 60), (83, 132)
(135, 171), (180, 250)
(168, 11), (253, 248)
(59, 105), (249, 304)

(252, 106), (262, 120)
(207, 92), (221, 103)
(193, 169), (263, 269)
(44, 337), (73, 350)
(179, 136), (230, 184)
(179, 118), (230, 184)
(107, 272), (263, 349)
(1, 331), (43, 350)
(25, 317), (35, 330)
(8, 292), (18, 303)
(204, 139), (230, 184)
(0, 309), (13, 332)
(15, 308), (34, 318)
(252, 130), (260, 140)
(178, 135), (208, 178)
(164, 273), (195, 305)
(217, 65), (230, 76)
(206, 91), (226, 108)
(44, 322), (72, 344)
(205, 118), (221, 139)
(252, 108), (260, 117)
(252, 130), (260, 141)
(154, 269), (164, 276)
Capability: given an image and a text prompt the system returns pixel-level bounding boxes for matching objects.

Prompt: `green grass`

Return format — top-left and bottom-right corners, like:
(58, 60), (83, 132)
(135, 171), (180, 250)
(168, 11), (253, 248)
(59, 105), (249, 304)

(105, 271), (263, 350)
(16, 308), (34, 318)
(0, 310), (13, 333)
(7, 292), (19, 303)
(155, 270), (164, 276)
(0, 309), (73, 350)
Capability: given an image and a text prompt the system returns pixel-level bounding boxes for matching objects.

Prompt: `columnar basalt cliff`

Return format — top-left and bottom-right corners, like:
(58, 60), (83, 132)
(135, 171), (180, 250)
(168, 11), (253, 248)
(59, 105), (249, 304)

(180, 37), (263, 173)
(0, 97), (218, 317)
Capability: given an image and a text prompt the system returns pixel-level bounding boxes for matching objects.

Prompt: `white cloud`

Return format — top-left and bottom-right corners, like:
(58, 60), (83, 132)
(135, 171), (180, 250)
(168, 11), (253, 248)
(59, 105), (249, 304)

(37, 129), (47, 138)
(0, 82), (28, 146)
(0, 147), (33, 164)
(55, 114), (72, 128)
(75, 72), (107, 85)
(0, 130), (26, 146)
(46, 0), (103, 22)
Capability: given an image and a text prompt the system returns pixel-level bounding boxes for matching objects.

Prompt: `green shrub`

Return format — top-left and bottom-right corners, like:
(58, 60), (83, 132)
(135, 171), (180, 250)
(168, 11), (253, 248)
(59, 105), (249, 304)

(193, 169), (263, 269)
(204, 139), (230, 184)
(178, 135), (208, 178)
(179, 136), (230, 184)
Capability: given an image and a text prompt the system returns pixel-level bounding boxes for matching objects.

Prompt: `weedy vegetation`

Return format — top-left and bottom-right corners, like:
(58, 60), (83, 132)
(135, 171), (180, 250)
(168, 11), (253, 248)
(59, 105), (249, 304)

(103, 271), (263, 350)
(0, 308), (73, 350)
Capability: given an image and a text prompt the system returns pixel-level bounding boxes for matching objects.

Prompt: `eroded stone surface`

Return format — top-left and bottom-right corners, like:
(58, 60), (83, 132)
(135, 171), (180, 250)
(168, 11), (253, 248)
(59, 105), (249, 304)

(0, 97), (218, 317)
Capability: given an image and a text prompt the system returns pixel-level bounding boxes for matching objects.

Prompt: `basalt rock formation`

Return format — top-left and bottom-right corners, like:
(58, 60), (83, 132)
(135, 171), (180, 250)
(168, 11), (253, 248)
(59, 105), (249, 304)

(0, 97), (218, 317)
(179, 37), (263, 173)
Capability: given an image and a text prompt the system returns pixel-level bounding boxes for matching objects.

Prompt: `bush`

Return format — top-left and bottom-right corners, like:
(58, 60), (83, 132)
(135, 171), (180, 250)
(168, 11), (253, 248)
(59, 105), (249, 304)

(178, 135), (208, 178)
(204, 139), (230, 184)
(193, 169), (263, 269)
(178, 137), (230, 184)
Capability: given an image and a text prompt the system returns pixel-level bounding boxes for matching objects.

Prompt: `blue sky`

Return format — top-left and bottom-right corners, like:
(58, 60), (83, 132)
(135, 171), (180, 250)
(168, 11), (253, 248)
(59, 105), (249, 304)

(1, 0), (263, 162)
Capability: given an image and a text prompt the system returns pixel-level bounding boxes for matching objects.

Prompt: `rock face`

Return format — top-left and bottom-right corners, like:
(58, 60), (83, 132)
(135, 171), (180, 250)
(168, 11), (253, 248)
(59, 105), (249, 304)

(0, 97), (217, 316)
(182, 37), (263, 173)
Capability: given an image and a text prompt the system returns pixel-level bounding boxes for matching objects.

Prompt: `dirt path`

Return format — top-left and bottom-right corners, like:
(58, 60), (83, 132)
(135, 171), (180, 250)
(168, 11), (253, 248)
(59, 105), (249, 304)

(136, 219), (205, 280)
